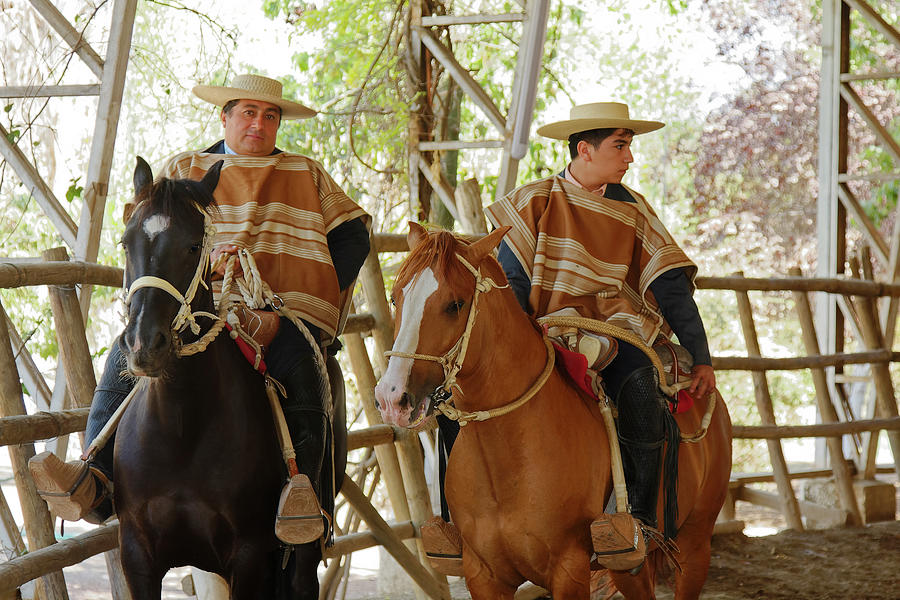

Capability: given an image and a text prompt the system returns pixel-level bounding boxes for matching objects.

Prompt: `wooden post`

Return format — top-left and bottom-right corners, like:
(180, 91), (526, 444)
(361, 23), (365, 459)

(43, 247), (94, 410)
(454, 178), (488, 234)
(394, 432), (450, 596)
(43, 247), (132, 598)
(789, 266), (863, 525)
(339, 476), (449, 600)
(343, 330), (439, 600)
(852, 282), (900, 481)
(0, 301), (69, 598)
(734, 277), (804, 530)
(359, 242), (395, 375)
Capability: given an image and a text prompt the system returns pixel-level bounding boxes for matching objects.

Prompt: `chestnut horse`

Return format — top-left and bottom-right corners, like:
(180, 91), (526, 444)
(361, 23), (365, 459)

(375, 223), (731, 599)
(115, 157), (345, 599)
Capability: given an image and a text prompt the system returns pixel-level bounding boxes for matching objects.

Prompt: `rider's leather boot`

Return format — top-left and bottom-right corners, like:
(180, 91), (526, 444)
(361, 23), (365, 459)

(29, 342), (128, 524)
(615, 366), (666, 532)
(274, 354), (330, 545)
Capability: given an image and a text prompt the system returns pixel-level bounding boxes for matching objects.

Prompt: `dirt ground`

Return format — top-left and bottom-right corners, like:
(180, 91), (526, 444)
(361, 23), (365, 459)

(691, 520), (900, 600)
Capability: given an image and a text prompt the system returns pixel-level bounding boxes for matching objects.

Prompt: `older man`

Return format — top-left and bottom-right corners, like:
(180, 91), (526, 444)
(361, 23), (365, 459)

(30, 73), (370, 546)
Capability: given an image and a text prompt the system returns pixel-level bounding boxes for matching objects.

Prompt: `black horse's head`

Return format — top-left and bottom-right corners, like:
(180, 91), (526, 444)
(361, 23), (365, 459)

(120, 156), (223, 377)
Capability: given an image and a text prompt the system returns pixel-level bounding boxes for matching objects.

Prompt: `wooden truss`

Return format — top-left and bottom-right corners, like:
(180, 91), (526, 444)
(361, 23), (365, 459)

(817, 0), (900, 475)
(407, 0), (550, 225)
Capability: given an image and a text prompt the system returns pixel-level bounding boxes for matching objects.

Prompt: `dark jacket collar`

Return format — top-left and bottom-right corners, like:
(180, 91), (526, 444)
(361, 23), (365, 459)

(204, 140), (283, 155)
(556, 169), (636, 203)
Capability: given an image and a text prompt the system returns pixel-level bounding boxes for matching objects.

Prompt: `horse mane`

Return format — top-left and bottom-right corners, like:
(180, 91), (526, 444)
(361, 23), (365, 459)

(394, 229), (472, 292)
(131, 177), (219, 224)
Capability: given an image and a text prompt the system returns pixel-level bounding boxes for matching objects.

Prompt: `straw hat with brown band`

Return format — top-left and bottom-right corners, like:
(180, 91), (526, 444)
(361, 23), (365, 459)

(193, 73), (316, 120)
(536, 102), (665, 140)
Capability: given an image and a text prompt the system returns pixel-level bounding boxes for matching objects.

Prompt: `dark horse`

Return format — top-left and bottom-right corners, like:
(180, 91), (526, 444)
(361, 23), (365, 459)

(115, 157), (346, 599)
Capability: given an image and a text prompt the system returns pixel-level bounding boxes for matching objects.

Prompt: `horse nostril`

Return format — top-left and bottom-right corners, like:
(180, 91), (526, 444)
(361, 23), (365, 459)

(400, 391), (412, 409)
(149, 330), (169, 354)
(374, 398), (381, 410)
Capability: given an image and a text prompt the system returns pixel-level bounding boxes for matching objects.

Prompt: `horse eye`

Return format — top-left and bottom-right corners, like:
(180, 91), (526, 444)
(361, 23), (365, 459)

(446, 300), (465, 314)
(389, 295), (396, 307)
(189, 243), (201, 253)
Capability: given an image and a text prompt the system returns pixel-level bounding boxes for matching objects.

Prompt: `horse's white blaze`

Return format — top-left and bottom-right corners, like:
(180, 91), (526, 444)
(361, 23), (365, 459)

(143, 214), (170, 242)
(375, 269), (438, 417)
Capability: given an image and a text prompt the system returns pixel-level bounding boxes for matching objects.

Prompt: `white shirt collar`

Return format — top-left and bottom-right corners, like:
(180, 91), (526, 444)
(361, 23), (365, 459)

(564, 164), (607, 197)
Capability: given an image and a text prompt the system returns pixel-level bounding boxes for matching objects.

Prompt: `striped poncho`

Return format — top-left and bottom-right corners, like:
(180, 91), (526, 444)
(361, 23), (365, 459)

(162, 151), (370, 341)
(485, 176), (696, 345)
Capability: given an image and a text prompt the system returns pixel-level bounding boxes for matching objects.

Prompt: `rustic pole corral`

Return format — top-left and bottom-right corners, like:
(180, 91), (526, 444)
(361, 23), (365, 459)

(734, 275), (805, 530)
(851, 274), (900, 481)
(359, 238), (395, 373)
(42, 249), (96, 409)
(394, 433), (450, 595)
(455, 178), (489, 234)
(696, 274), (900, 297)
(43, 246), (132, 599)
(0, 409), (89, 447)
(343, 327), (437, 600)
(0, 260), (122, 289)
(790, 265), (862, 525)
(339, 476), (449, 600)
(711, 349), (900, 371)
(0, 302), (70, 599)
(733, 416), (900, 439)
(0, 524), (118, 593)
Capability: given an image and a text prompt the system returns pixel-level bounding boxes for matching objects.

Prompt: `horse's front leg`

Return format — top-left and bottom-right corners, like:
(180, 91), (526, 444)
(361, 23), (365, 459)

(463, 549), (519, 600)
(118, 529), (165, 600)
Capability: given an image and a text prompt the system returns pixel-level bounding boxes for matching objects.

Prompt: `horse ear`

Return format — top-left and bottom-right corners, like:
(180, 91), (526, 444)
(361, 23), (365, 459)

(199, 160), (224, 199)
(467, 226), (511, 264)
(407, 221), (428, 250)
(133, 156), (153, 198)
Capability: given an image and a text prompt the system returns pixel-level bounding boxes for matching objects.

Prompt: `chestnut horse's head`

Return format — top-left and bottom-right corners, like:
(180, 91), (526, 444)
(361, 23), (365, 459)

(120, 157), (222, 377)
(374, 222), (510, 427)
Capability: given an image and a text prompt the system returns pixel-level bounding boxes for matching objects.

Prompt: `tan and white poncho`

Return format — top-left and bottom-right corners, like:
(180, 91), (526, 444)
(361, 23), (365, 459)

(485, 176), (696, 345)
(162, 151), (369, 341)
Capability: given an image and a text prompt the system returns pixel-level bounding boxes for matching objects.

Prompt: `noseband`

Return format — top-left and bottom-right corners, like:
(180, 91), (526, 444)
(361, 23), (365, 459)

(385, 253), (555, 426)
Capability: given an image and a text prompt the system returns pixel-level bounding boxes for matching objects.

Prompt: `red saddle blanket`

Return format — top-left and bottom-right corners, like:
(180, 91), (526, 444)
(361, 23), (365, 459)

(551, 341), (694, 414)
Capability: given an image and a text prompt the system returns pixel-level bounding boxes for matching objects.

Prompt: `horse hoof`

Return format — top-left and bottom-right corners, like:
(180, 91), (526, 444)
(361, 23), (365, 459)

(275, 474), (325, 544)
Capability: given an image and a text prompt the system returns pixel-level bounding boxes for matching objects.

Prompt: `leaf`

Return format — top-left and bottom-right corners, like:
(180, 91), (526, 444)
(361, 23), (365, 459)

(65, 177), (84, 203)
(3, 103), (11, 113)
(6, 128), (20, 143)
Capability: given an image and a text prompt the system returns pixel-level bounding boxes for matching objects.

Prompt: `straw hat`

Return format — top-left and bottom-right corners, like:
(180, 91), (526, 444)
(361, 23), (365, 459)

(536, 102), (664, 140)
(192, 73), (316, 120)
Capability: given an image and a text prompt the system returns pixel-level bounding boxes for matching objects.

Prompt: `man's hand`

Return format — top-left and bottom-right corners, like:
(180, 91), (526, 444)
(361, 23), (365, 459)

(210, 244), (242, 279)
(687, 364), (716, 399)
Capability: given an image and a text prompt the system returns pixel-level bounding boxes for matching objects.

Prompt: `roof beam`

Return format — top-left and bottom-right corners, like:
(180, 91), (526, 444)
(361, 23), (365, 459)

(26, 0), (104, 78)
(0, 84), (101, 98)
(415, 26), (506, 134)
(0, 122), (77, 248)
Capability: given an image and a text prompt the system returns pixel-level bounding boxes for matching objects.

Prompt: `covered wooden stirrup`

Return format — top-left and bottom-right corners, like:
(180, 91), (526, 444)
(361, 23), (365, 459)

(421, 516), (464, 576)
(275, 474), (326, 544)
(29, 451), (111, 524)
(590, 512), (647, 571)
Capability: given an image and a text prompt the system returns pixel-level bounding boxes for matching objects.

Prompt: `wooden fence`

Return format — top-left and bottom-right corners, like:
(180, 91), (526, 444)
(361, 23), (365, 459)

(0, 236), (898, 598)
